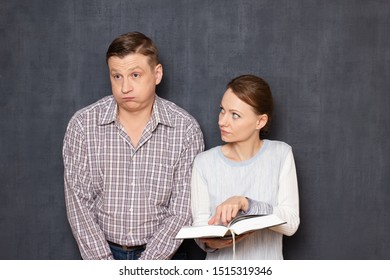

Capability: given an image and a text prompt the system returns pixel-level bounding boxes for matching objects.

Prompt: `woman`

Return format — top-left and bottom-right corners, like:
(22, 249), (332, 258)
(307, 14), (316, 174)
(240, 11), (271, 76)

(191, 74), (300, 259)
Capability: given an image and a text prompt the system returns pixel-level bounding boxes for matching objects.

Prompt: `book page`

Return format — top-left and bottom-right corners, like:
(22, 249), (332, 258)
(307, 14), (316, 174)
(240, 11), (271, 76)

(175, 225), (229, 239)
(228, 214), (265, 227)
(229, 214), (286, 235)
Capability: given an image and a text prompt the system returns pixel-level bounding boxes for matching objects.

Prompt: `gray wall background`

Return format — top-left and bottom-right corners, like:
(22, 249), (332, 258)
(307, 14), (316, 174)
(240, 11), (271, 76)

(1, 0), (389, 259)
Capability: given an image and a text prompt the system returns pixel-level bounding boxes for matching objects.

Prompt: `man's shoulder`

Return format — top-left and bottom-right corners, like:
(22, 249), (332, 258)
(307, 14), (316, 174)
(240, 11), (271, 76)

(69, 95), (114, 124)
(157, 96), (200, 126)
(72, 95), (113, 116)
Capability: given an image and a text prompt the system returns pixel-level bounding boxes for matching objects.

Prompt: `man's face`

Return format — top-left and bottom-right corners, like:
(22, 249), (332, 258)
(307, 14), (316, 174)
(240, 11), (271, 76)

(108, 53), (163, 114)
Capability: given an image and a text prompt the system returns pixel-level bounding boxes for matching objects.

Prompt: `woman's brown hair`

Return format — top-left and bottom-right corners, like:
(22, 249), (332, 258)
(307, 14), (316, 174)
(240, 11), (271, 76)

(227, 74), (274, 138)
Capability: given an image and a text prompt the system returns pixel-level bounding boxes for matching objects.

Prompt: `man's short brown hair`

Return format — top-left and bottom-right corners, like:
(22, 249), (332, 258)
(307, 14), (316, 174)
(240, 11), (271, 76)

(106, 31), (159, 68)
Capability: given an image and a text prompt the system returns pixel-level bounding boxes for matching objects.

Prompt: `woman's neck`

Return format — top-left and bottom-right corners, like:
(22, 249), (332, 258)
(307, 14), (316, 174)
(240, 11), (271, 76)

(222, 139), (263, 162)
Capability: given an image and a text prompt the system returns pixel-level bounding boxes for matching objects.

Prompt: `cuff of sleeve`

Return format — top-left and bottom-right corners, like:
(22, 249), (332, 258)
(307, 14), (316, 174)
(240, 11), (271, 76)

(241, 197), (252, 215)
(241, 197), (273, 215)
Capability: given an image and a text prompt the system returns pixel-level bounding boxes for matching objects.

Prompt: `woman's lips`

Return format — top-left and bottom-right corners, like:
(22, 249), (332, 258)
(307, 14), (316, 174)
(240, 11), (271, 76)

(220, 129), (230, 135)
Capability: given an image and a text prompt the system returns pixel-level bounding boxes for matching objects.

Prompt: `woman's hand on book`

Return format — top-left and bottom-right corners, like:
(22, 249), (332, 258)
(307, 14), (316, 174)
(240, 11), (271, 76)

(200, 232), (253, 250)
(208, 196), (249, 226)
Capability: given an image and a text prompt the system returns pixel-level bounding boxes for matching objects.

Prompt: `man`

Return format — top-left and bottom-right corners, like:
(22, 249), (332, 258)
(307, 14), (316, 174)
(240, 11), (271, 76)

(63, 31), (204, 260)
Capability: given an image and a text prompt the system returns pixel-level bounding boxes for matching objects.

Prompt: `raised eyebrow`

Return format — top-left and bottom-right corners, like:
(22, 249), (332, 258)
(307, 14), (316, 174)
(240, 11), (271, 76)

(110, 69), (120, 74)
(219, 105), (241, 115)
(110, 66), (143, 74)
(128, 66), (144, 72)
(229, 109), (243, 115)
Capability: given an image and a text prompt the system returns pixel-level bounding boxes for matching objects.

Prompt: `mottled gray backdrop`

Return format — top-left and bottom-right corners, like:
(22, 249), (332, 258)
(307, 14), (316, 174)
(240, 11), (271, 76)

(1, 0), (389, 259)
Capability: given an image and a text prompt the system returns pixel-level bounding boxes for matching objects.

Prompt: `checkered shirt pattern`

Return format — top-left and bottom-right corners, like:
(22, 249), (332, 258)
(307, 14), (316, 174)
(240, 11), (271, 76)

(63, 95), (204, 259)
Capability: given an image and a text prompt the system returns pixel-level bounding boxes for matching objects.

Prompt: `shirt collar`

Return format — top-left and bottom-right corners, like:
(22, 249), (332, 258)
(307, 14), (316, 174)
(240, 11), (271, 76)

(99, 96), (117, 125)
(150, 95), (174, 130)
(99, 95), (174, 128)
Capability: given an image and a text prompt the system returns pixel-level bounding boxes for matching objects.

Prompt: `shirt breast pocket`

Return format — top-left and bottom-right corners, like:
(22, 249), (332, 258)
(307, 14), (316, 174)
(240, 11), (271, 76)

(144, 164), (175, 207)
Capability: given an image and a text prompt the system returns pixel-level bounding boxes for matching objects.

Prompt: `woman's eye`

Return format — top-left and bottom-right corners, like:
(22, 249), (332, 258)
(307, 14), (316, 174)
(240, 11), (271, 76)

(220, 107), (225, 114)
(232, 113), (240, 119)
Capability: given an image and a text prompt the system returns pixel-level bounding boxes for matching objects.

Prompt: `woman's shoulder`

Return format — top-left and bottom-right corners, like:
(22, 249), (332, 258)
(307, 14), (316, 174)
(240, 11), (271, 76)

(265, 139), (291, 148)
(263, 139), (293, 156)
(194, 146), (221, 163)
(196, 146), (221, 158)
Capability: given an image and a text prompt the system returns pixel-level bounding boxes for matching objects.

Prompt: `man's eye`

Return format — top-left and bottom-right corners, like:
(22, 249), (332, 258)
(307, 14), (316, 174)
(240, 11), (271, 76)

(132, 73), (140, 78)
(113, 74), (121, 80)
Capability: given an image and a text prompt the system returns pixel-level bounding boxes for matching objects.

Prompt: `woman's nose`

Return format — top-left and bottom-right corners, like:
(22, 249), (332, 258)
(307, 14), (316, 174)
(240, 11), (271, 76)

(218, 114), (228, 127)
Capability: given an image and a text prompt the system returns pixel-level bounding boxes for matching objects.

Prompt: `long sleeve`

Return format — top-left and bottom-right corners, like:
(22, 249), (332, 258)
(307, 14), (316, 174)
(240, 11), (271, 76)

(181, 141), (298, 259)
(190, 161), (215, 252)
(63, 119), (114, 260)
(242, 198), (273, 215)
(140, 124), (204, 259)
(190, 163), (211, 227)
(271, 149), (300, 236)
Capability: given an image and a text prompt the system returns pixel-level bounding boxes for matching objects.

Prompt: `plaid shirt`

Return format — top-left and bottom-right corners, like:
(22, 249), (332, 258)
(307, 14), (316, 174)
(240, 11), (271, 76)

(63, 95), (204, 259)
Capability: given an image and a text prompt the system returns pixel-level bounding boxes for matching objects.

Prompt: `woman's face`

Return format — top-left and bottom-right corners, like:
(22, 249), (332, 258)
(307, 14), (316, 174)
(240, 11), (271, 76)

(218, 89), (266, 143)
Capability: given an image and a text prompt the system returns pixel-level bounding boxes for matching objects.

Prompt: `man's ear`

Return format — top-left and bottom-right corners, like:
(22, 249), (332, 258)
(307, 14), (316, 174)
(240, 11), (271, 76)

(256, 114), (268, 130)
(154, 64), (163, 85)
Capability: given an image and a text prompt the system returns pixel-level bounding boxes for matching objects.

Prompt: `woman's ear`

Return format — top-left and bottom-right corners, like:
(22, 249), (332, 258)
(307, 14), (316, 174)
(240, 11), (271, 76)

(256, 114), (268, 130)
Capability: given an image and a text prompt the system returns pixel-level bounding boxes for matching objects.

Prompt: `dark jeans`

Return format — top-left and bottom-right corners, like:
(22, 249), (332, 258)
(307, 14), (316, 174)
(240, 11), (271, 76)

(109, 243), (145, 260)
(109, 239), (206, 260)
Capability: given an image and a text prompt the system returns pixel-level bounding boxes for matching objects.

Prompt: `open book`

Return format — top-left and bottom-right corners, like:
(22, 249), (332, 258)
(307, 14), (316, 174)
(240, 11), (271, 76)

(175, 214), (286, 239)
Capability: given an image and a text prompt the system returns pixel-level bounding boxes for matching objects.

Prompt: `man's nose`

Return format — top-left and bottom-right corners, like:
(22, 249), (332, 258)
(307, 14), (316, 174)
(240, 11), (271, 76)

(121, 78), (133, 93)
